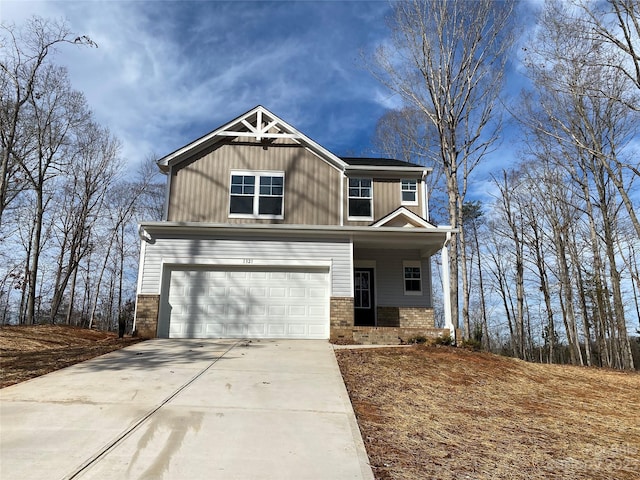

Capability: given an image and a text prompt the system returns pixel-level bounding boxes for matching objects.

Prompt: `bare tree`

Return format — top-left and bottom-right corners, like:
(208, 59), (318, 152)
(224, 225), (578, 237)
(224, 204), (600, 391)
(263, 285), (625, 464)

(18, 64), (91, 324)
(372, 0), (516, 339)
(520, 0), (637, 369)
(0, 17), (96, 227)
(48, 124), (120, 323)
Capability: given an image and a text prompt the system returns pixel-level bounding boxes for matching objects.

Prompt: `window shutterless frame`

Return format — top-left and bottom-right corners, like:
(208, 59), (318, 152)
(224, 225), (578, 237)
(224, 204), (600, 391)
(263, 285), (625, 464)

(401, 179), (418, 205)
(229, 170), (284, 219)
(403, 260), (422, 295)
(348, 177), (373, 220)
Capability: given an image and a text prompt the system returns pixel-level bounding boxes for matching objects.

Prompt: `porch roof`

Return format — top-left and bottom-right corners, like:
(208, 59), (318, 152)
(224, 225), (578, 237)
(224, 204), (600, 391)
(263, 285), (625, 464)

(139, 222), (456, 257)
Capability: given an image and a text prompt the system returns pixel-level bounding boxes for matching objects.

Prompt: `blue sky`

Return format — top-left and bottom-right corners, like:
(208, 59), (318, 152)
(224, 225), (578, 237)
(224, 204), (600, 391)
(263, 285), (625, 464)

(1, 1), (402, 161)
(1, 0), (542, 204)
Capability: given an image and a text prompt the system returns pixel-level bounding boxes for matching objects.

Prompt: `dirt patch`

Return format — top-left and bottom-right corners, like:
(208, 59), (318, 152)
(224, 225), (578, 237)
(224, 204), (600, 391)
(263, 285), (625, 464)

(336, 345), (640, 480)
(0, 325), (143, 388)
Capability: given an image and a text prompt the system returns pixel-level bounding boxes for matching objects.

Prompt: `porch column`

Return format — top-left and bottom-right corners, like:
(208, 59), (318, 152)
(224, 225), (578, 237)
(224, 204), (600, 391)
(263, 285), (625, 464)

(441, 232), (455, 339)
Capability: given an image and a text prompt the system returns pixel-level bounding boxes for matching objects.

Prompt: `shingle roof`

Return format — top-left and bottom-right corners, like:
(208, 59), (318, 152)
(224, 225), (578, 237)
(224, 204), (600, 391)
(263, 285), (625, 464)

(340, 157), (422, 168)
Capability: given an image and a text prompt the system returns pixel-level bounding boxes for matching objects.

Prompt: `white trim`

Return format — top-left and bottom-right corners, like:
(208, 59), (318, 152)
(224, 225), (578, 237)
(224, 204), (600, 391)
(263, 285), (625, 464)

(403, 260), (423, 295)
(345, 165), (428, 173)
(162, 166), (172, 221)
(421, 171), (429, 221)
(228, 169), (285, 220)
(158, 105), (349, 172)
(441, 233), (455, 338)
(339, 172), (344, 226)
(371, 207), (437, 228)
(400, 179), (419, 206)
(132, 239), (147, 333)
(347, 177), (374, 221)
(161, 258), (332, 269)
(348, 240), (354, 297)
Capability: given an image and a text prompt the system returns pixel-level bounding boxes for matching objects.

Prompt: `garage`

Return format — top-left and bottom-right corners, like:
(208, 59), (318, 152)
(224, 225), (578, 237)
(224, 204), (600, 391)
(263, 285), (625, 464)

(162, 266), (329, 339)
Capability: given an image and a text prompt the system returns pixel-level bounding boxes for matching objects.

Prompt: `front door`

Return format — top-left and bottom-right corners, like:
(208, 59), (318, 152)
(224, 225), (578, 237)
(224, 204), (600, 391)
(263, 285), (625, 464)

(354, 268), (375, 326)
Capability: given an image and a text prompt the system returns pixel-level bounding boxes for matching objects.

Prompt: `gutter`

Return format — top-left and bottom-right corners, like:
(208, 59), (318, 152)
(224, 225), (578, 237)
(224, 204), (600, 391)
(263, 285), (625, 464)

(138, 221), (458, 237)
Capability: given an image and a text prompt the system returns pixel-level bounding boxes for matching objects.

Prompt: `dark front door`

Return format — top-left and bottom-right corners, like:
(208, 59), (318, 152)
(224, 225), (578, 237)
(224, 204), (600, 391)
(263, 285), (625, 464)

(354, 268), (375, 326)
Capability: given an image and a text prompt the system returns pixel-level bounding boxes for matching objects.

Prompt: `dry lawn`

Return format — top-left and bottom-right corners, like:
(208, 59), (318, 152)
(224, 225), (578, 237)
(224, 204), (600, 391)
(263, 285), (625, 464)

(0, 324), (143, 388)
(336, 345), (640, 480)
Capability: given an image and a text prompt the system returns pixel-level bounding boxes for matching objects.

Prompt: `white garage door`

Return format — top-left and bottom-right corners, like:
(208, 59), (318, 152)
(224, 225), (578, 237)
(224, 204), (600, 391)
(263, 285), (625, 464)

(165, 267), (329, 339)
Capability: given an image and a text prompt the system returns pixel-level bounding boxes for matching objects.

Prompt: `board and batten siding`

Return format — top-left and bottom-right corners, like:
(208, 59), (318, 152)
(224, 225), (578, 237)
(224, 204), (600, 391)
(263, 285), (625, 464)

(344, 178), (424, 226)
(139, 234), (353, 297)
(168, 140), (342, 225)
(354, 248), (432, 307)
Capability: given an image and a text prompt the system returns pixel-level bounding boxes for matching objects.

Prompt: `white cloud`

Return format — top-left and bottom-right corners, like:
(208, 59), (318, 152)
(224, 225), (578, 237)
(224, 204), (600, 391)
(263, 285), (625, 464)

(2, 1), (396, 167)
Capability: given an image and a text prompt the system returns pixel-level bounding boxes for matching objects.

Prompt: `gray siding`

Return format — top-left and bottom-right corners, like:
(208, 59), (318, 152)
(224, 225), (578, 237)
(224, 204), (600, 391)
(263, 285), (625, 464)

(168, 140), (342, 225)
(140, 234), (353, 297)
(354, 248), (432, 307)
(345, 178), (424, 226)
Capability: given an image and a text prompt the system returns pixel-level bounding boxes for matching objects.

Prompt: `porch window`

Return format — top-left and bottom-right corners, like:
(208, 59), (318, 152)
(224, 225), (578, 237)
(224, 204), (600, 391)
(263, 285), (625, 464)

(403, 261), (422, 295)
(230, 170), (284, 218)
(348, 178), (373, 219)
(401, 179), (418, 205)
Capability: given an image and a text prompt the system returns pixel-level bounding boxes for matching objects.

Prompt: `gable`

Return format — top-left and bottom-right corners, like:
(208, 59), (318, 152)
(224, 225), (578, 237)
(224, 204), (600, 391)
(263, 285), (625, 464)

(158, 105), (347, 173)
(371, 207), (437, 228)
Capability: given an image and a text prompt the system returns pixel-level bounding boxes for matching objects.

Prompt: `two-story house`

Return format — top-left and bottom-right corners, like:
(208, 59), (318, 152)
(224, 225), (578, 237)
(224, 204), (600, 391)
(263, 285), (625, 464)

(134, 106), (455, 344)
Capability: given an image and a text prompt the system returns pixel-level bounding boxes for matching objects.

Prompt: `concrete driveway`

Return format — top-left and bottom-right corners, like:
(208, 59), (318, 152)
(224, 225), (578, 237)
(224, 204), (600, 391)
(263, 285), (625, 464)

(0, 339), (374, 480)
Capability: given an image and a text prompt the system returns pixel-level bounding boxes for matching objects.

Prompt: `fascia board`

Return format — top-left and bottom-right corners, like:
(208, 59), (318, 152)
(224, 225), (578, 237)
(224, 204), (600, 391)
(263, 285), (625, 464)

(139, 221), (457, 237)
(345, 166), (432, 176)
(371, 207), (436, 228)
(157, 105), (348, 172)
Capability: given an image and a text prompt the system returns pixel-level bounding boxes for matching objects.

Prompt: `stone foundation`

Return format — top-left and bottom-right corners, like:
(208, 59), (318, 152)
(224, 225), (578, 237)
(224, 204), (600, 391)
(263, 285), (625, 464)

(331, 326), (449, 345)
(330, 297), (354, 328)
(376, 306), (435, 328)
(134, 294), (160, 338)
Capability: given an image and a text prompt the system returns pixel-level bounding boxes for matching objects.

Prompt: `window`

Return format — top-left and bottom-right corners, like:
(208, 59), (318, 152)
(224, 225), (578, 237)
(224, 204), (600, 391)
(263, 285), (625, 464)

(401, 179), (418, 205)
(229, 171), (284, 218)
(348, 178), (373, 219)
(403, 261), (422, 295)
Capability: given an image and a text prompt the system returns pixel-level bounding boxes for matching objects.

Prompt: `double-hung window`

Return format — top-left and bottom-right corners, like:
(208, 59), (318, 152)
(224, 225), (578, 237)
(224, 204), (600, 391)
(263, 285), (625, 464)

(229, 171), (284, 218)
(401, 179), (418, 205)
(403, 261), (422, 295)
(348, 178), (373, 219)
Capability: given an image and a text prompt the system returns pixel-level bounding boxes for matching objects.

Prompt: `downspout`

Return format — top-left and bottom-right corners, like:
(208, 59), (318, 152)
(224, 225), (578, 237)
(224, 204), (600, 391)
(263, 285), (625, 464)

(162, 166), (171, 221)
(132, 226), (151, 334)
(441, 231), (455, 340)
(421, 170), (429, 221)
(339, 171), (344, 226)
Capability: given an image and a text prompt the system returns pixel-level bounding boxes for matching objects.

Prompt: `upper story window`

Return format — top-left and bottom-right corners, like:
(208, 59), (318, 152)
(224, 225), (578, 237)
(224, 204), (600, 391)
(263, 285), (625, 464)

(403, 260), (422, 295)
(348, 178), (373, 219)
(229, 171), (284, 219)
(401, 179), (418, 205)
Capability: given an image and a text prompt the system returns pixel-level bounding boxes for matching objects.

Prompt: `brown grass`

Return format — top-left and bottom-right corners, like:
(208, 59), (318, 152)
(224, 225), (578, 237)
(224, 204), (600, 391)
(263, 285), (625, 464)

(336, 345), (640, 480)
(0, 324), (143, 388)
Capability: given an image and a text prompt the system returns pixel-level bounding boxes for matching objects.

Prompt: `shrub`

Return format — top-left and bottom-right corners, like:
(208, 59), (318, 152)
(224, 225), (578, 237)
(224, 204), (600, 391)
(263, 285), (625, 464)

(460, 338), (482, 350)
(407, 335), (428, 345)
(434, 332), (454, 346)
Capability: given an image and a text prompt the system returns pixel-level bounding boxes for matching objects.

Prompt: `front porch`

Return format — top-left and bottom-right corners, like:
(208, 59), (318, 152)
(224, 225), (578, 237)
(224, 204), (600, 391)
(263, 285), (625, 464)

(328, 293), (449, 346)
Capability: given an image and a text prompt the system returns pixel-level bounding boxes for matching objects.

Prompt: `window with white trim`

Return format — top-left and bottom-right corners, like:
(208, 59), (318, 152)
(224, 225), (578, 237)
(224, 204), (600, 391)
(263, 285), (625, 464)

(403, 261), (422, 295)
(401, 179), (418, 205)
(348, 178), (373, 219)
(229, 171), (284, 218)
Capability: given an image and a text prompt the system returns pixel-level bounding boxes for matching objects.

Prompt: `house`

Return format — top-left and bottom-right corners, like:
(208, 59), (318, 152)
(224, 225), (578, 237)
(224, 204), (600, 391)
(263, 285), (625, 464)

(134, 105), (455, 344)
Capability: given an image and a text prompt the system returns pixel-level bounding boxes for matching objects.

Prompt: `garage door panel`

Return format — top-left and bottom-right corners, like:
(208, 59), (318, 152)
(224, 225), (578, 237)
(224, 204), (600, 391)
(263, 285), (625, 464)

(166, 267), (329, 339)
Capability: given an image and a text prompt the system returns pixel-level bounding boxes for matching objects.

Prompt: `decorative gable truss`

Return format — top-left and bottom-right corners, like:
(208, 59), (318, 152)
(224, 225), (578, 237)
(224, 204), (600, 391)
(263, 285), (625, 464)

(158, 105), (347, 173)
(217, 108), (298, 142)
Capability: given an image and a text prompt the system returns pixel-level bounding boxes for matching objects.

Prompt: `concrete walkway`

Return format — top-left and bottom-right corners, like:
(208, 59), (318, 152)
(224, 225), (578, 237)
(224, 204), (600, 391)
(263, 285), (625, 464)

(0, 339), (374, 480)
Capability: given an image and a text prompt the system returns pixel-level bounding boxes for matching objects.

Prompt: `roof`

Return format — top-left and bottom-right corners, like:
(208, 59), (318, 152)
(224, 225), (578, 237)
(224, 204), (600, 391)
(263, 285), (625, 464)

(156, 106), (430, 175)
(341, 157), (422, 168)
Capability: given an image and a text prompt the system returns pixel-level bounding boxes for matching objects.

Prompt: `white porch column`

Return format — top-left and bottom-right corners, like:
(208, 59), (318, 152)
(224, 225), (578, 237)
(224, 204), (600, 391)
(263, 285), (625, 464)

(441, 232), (455, 339)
